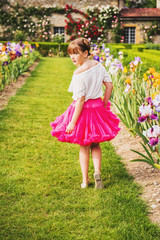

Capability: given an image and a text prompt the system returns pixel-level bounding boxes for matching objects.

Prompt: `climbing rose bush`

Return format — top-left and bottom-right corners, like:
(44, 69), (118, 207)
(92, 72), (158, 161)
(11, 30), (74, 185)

(65, 4), (124, 42)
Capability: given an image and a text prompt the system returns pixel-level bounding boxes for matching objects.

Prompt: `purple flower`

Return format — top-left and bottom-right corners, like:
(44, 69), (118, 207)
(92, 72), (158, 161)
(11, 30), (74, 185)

(135, 57), (141, 62)
(145, 97), (153, 105)
(150, 114), (159, 121)
(2, 61), (8, 66)
(101, 43), (105, 50)
(15, 51), (22, 57)
(93, 55), (100, 62)
(138, 116), (147, 122)
(116, 63), (124, 71)
(149, 137), (159, 146)
(156, 105), (160, 112)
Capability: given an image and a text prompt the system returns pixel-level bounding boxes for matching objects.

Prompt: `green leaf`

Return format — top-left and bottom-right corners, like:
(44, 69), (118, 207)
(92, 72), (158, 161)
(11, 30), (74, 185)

(131, 149), (153, 162)
(140, 142), (154, 163)
(130, 158), (155, 167)
(157, 143), (160, 154)
(135, 130), (153, 152)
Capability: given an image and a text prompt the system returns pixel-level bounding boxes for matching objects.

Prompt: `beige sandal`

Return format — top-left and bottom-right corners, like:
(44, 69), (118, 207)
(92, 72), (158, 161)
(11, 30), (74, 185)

(81, 182), (89, 189)
(94, 173), (104, 189)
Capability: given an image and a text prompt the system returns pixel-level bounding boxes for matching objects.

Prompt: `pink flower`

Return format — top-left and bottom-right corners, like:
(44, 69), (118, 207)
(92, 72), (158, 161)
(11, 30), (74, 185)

(149, 137), (159, 146)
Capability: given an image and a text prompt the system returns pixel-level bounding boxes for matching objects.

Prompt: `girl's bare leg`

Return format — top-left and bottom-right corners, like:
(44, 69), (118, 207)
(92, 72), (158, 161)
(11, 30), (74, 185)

(79, 145), (90, 183)
(91, 143), (102, 174)
(91, 143), (103, 189)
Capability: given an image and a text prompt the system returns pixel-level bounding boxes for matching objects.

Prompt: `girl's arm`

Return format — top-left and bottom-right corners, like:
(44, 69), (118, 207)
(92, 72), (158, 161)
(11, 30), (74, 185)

(66, 96), (85, 134)
(103, 82), (113, 108)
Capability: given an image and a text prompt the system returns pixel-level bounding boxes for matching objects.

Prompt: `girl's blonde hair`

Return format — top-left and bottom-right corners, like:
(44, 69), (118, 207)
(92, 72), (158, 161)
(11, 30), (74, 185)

(67, 38), (91, 56)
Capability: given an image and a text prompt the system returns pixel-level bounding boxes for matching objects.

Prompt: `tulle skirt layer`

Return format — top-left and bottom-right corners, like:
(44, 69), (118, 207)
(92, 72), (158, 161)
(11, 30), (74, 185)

(50, 98), (120, 145)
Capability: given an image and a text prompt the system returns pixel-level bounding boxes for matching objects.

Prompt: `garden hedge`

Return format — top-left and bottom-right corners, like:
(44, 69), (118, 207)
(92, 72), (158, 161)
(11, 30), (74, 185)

(107, 43), (160, 72)
(30, 42), (69, 57)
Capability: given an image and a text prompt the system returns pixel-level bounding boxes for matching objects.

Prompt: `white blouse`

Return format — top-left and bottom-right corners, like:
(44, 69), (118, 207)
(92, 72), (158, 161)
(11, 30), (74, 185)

(68, 63), (112, 102)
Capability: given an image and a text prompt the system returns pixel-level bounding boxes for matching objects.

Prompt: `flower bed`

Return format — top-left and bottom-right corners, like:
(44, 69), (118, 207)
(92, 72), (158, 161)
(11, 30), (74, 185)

(0, 41), (40, 91)
(91, 44), (160, 169)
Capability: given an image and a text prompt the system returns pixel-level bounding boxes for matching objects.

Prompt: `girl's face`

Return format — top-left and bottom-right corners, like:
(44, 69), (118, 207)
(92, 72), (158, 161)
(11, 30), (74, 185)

(70, 50), (88, 66)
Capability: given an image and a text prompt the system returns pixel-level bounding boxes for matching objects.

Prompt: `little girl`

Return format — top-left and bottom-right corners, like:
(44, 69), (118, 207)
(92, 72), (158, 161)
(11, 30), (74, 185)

(50, 38), (120, 189)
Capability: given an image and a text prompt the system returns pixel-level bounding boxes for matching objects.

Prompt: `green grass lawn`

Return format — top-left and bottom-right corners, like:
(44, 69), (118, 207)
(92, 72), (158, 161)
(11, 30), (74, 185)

(0, 57), (160, 240)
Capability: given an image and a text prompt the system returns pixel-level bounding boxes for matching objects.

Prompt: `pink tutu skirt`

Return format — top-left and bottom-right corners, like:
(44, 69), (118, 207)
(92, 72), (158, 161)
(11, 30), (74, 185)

(50, 98), (120, 146)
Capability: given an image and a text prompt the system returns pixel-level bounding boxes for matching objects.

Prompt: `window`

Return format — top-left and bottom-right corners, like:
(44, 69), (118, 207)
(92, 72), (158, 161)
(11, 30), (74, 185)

(124, 27), (136, 44)
(54, 27), (65, 35)
(53, 27), (65, 42)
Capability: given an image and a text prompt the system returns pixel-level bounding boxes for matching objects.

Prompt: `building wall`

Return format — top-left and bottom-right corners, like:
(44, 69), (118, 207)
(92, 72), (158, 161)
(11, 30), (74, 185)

(4, 1), (160, 43)
(7, 0), (121, 42)
(123, 20), (160, 44)
(8, 0), (119, 10)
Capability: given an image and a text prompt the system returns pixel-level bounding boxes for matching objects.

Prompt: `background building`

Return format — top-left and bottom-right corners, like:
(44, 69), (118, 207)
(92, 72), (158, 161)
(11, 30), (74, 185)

(2, 0), (160, 43)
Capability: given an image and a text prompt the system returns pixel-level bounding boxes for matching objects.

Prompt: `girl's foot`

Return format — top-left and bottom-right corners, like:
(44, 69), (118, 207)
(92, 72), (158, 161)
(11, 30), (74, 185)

(81, 181), (89, 189)
(94, 173), (104, 189)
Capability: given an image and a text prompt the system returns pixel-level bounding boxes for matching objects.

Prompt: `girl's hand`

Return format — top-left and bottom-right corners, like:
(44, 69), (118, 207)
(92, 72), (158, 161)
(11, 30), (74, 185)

(103, 100), (108, 108)
(66, 122), (75, 134)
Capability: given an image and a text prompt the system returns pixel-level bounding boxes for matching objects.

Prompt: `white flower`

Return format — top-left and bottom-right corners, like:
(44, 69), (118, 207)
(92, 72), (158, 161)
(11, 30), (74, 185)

(134, 60), (139, 66)
(105, 48), (110, 53)
(118, 51), (123, 55)
(139, 104), (152, 117)
(125, 84), (131, 93)
(153, 94), (160, 107)
(105, 59), (112, 67)
(147, 125), (160, 138)
(109, 65), (117, 75)
(142, 130), (147, 137)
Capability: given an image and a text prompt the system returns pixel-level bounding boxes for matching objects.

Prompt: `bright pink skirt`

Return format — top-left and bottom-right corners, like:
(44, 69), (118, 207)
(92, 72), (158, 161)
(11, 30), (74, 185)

(50, 98), (120, 146)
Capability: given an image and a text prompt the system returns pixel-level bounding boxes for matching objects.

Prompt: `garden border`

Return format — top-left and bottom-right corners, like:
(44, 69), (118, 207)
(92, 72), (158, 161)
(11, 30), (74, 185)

(1, 58), (160, 227)
(0, 60), (39, 110)
(111, 119), (160, 226)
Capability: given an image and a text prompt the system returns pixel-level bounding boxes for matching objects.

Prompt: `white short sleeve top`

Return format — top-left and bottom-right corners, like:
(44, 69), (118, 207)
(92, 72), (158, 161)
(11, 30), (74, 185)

(68, 63), (112, 102)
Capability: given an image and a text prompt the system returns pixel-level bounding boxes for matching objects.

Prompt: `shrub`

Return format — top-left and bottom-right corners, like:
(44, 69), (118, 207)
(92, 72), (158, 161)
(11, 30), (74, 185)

(30, 42), (69, 57)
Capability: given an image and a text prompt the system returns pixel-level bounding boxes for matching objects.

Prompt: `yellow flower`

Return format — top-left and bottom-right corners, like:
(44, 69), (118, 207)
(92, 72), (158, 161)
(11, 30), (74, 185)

(35, 42), (39, 48)
(132, 89), (136, 94)
(153, 72), (159, 79)
(123, 66), (127, 73)
(149, 67), (156, 74)
(101, 56), (106, 61)
(2, 46), (6, 52)
(155, 78), (160, 85)
(146, 67), (155, 74)
(0, 53), (8, 62)
(125, 78), (131, 85)
(153, 82), (158, 88)
(143, 73), (147, 81)
(152, 92), (158, 99)
(154, 164), (160, 169)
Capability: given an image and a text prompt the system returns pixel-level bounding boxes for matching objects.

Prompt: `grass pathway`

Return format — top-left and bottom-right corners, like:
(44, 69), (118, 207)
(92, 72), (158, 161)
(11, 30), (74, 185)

(0, 57), (160, 240)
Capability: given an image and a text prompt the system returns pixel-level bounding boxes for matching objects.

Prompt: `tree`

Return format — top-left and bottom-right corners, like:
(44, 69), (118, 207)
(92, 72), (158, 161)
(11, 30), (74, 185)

(125, 0), (156, 8)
